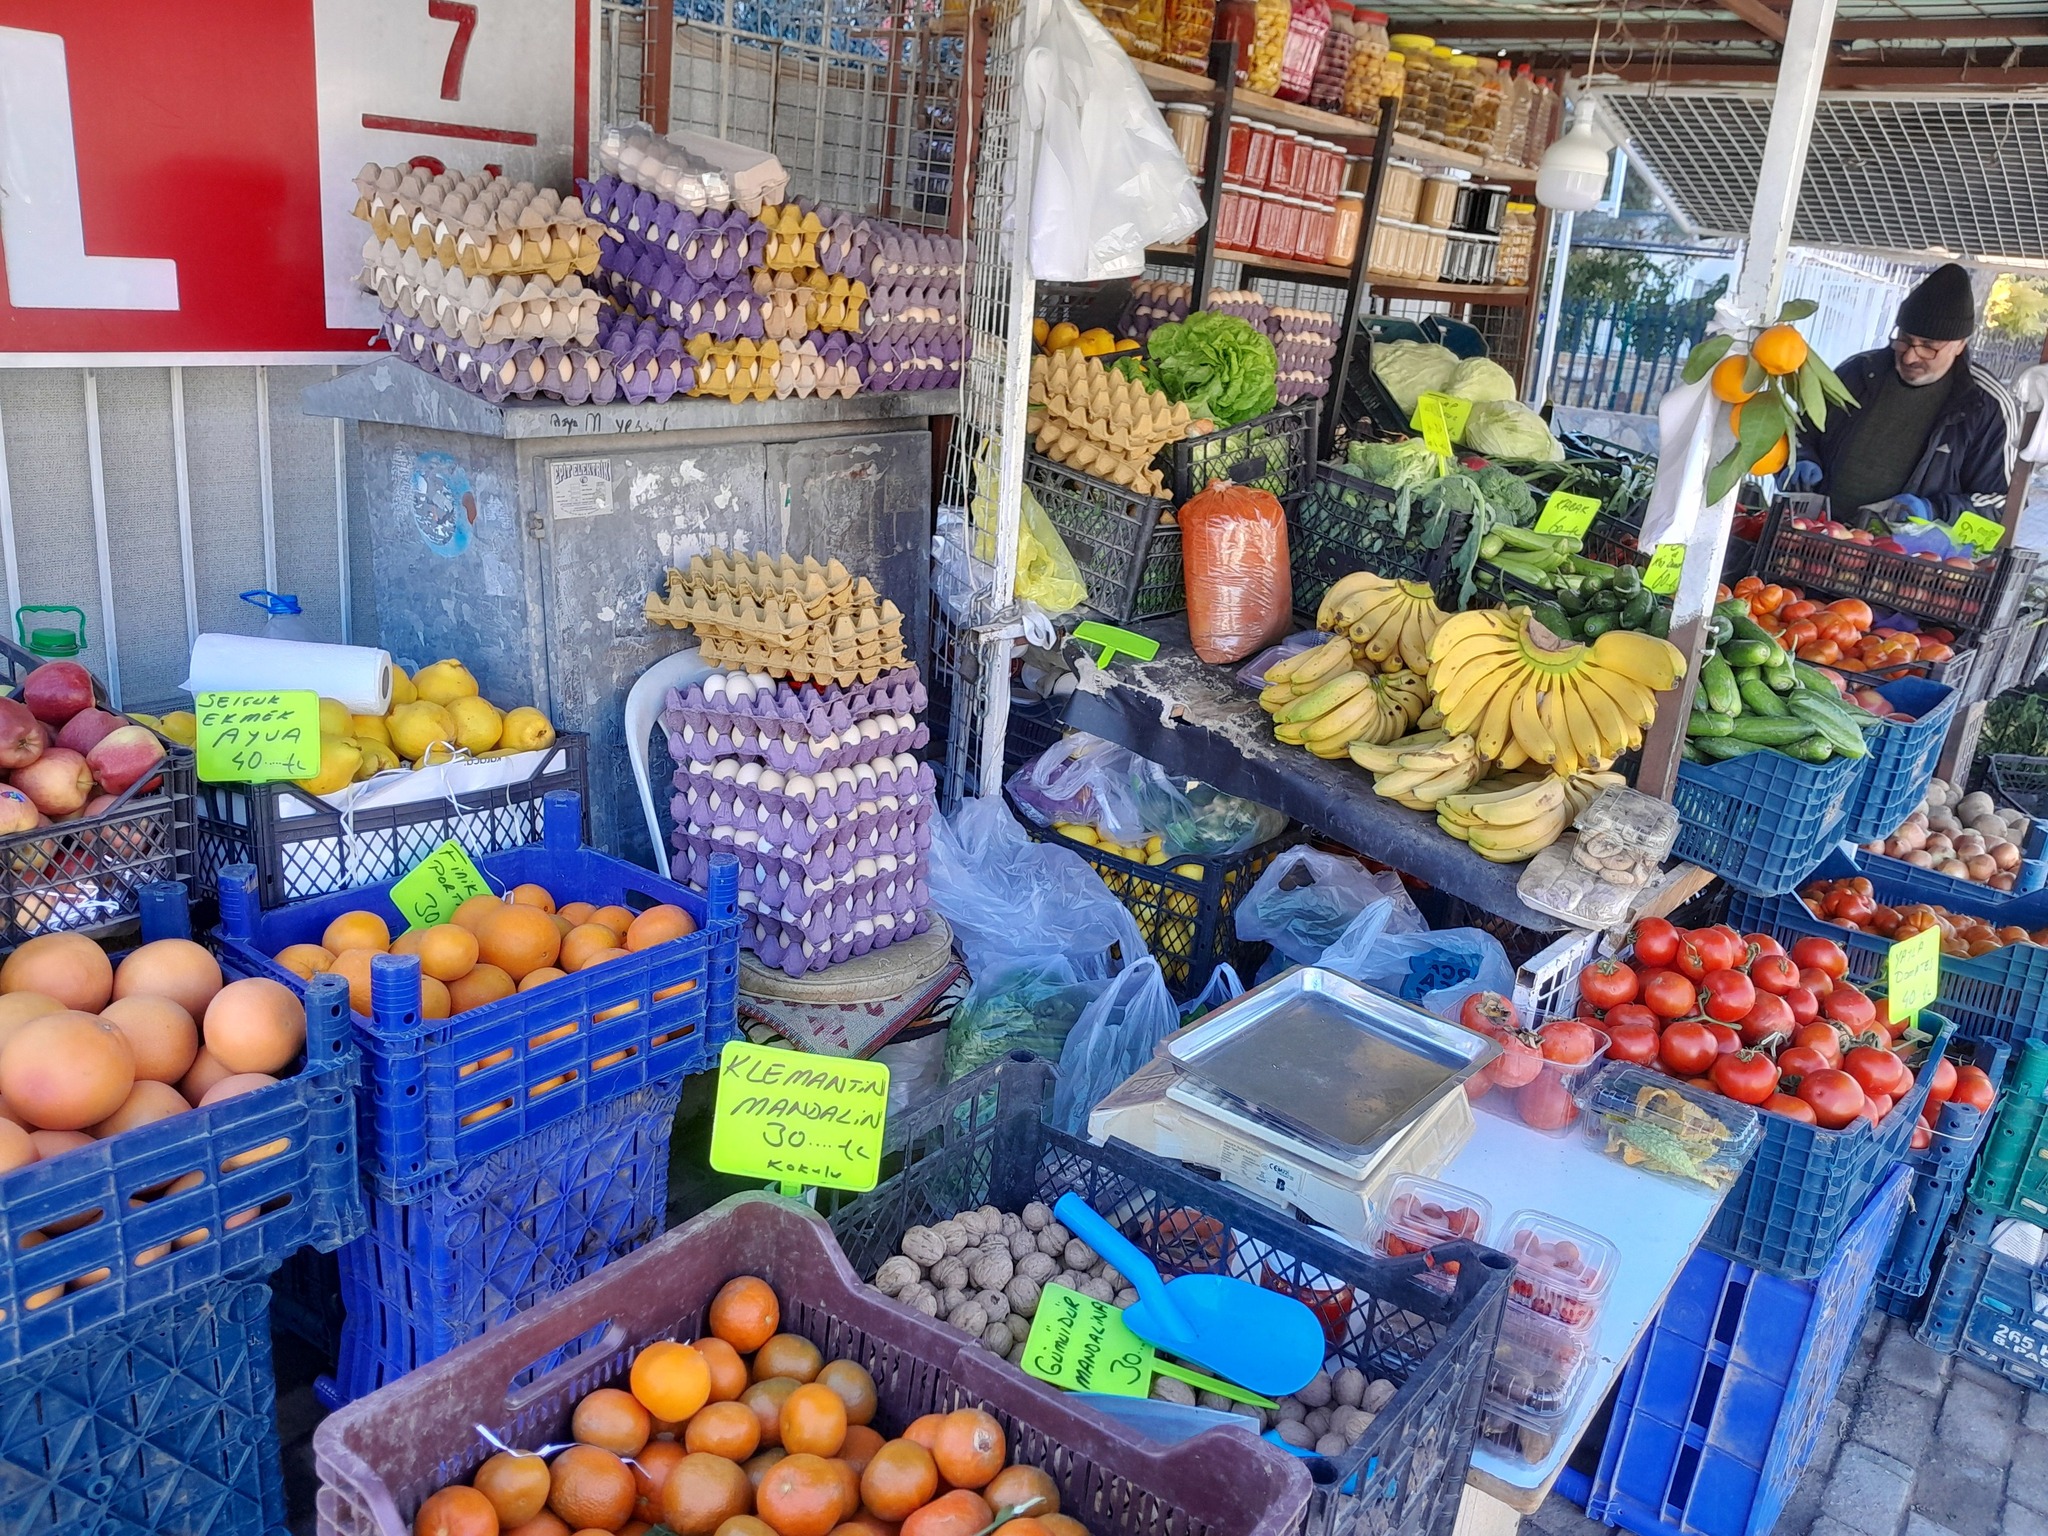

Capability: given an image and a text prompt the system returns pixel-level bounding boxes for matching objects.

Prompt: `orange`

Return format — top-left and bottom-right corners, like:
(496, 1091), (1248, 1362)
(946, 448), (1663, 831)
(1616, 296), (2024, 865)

(632, 1339), (712, 1422)
(590, 905), (636, 937)
(519, 967), (568, 992)
(718, 1521), (779, 1536)
(901, 1416), (944, 1453)
(626, 904), (697, 951)
(414, 924), (482, 982)
(560, 923), (623, 973)
(837, 1425), (884, 1477)
(743, 1450), (788, 1492)
(859, 1441), (937, 1521)
(549, 1444), (638, 1532)
(1752, 435), (1790, 475)
(779, 1383), (848, 1457)
(695, 1336), (750, 1402)
(559, 901), (597, 926)
(504, 1516), (573, 1536)
(415, 1485), (500, 1536)
(743, 1378), (801, 1448)
(753, 1334), (821, 1384)
(686, 1400), (763, 1461)
(327, 948), (380, 1015)
(897, 1490), (992, 1536)
(475, 1452), (552, 1526)
(1038, 1517), (1089, 1536)
(1709, 353), (1756, 404)
(1752, 323), (1809, 376)
(478, 903), (563, 981)
(633, 1440), (686, 1524)
(419, 976), (452, 1019)
(998, 1521), (1052, 1536)
(930, 1410), (1004, 1491)
(322, 910), (390, 954)
(451, 894), (505, 933)
(661, 1452), (755, 1536)
(816, 1361), (877, 1427)
(985, 1466), (1059, 1519)
(572, 1386), (653, 1456)
(712, 1276), (781, 1353)
(755, 1453), (845, 1536)
(510, 882), (557, 912)
(833, 1516), (898, 1536)
(447, 963), (517, 1013)
(828, 1460), (861, 1521)
(274, 943), (333, 981)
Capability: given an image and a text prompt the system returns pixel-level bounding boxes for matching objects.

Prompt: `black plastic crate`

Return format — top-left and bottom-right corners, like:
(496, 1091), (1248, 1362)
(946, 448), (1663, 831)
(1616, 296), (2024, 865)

(1991, 754), (2048, 819)
(1163, 401), (1320, 505)
(195, 733), (588, 908)
(1024, 453), (1184, 625)
(1288, 461), (1471, 622)
(1001, 695), (1069, 779)
(1835, 640), (1978, 695)
(1036, 280), (1133, 335)
(824, 1053), (1513, 1536)
(1751, 497), (2022, 632)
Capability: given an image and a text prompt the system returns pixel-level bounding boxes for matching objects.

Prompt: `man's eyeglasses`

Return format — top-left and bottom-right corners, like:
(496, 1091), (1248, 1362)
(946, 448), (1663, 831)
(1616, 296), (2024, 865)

(1891, 332), (1955, 359)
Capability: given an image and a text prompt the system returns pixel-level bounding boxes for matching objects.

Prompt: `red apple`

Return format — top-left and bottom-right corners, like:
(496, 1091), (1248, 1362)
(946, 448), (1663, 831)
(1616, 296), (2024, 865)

(0, 786), (39, 836)
(0, 698), (44, 770)
(20, 662), (95, 726)
(56, 707), (124, 757)
(12, 748), (93, 817)
(86, 726), (165, 797)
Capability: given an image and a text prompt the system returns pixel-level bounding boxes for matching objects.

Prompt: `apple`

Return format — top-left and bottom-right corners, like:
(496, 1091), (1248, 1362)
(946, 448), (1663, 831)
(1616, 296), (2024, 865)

(56, 707), (124, 757)
(1849, 529), (1876, 545)
(12, 748), (92, 817)
(0, 698), (44, 770)
(0, 786), (38, 835)
(85, 726), (165, 797)
(20, 662), (94, 726)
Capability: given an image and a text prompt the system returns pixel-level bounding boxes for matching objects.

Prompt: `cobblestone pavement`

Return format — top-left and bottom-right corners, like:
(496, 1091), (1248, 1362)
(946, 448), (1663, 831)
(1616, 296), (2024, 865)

(1530, 1314), (2048, 1536)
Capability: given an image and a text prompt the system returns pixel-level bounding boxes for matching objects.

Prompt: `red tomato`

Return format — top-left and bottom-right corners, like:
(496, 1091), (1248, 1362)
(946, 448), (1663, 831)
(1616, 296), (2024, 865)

(1605, 1018), (1661, 1066)
(1744, 933), (1786, 960)
(1910, 1120), (1933, 1150)
(1798, 1068), (1867, 1128)
(1516, 1072), (1579, 1132)
(1784, 985), (1821, 1025)
(1777, 1045), (1832, 1080)
(1493, 1031), (1544, 1088)
(1823, 985), (1876, 1032)
(1605, 1002), (1660, 1035)
(1792, 1021), (1844, 1065)
(1844, 1045), (1904, 1099)
(1712, 1048), (1780, 1105)
(1952, 1065), (1996, 1112)
(1749, 953), (1801, 996)
(1538, 1018), (1604, 1067)
(1631, 916), (1680, 970)
(1798, 966), (1836, 997)
(1688, 928), (1742, 976)
(1706, 1022), (1743, 1055)
(1700, 969), (1757, 1023)
(1791, 936), (1850, 979)
(1675, 937), (1711, 984)
(1659, 1020), (1719, 1077)
(1460, 991), (1519, 1036)
(1737, 991), (1795, 1047)
(1863, 1092), (1894, 1124)
(1926, 1057), (1958, 1107)
(1764, 1092), (1817, 1123)
(1578, 959), (1638, 1012)
(1642, 970), (1698, 1020)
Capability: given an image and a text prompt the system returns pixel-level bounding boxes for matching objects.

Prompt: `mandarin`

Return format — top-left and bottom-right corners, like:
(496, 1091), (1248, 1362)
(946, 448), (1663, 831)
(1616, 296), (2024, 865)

(415, 1486), (500, 1536)
(898, 1490), (992, 1536)
(548, 1444), (637, 1532)
(519, 967), (569, 992)
(754, 1334), (822, 1384)
(985, 1467), (1060, 1519)
(711, 1276), (781, 1351)
(448, 964), (517, 1012)
(816, 1360), (878, 1427)
(780, 1383), (848, 1457)
(930, 1410), (1004, 1490)
(686, 1400), (764, 1461)
(478, 903), (563, 981)
(626, 904), (697, 950)
(572, 1386), (652, 1456)
(743, 1378), (801, 1448)
(560, 923), (623, 973)
(755, 1452), (846, 1536)
(632, 1339), (712, 1422)
(661, 1451), (756, 1536)
(632, 1439), (686, 1524)
(858, 1440), (937, 1521)
(744, 1449), (789, 1491)
(474, 1451), (551, 1526)
(510, 883), (556, 912)
(323, 911), (390, 954)
(837, 1425), (884, 1477)
(451, 894), (504, 933)
(695, 1336), (750, 1401)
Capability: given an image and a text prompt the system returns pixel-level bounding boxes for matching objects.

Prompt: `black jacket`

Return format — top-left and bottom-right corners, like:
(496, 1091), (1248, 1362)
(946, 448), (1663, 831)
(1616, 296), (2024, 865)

(1797, 347), (2020, 517)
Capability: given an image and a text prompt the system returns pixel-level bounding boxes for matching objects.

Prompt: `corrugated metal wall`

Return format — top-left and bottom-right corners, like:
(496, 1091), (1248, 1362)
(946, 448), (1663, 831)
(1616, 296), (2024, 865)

(0, 366), (380, 712)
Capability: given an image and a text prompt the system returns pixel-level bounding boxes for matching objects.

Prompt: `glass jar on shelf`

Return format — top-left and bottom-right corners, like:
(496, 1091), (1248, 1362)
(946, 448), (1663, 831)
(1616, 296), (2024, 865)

(1163, 104), (1211, 175)
(1391, 34), (1436, 135)
(1378, 48), (1406, 106)
(1275, 0), (1330, 102)
(1496, 201), (1537, 284)
(1128, 0), (1166, 60)
(1163, 0), (1217, 71)
(1326, 190), (1365, 266)
(1470, 58), (1504, 156)
(1421, 225), (1450, 282)
(1418, 169), (1466, 229)
(1470, 232), (1500, 285)
(1342, 9), (1389, 119)
(1441, 54), (1481, 152)
(1215, 0), (1260, 83)
(1379, 158), (1423, 222)
(1423, 45), (1458, 143)
(1309, 0), (1354, 111)
(1247, 0), (1292, 94)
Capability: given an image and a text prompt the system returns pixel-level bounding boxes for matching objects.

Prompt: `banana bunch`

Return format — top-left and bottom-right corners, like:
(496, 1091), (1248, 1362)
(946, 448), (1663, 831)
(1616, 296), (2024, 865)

(1317, 572), (1447, 676)
(1434, 768), (1632, 863)
(1265, 668), (1428, 758)
(1427, 609), (1686, 776)
(1257, 636), (1353, 711)
(1348, 730), (1487, 809)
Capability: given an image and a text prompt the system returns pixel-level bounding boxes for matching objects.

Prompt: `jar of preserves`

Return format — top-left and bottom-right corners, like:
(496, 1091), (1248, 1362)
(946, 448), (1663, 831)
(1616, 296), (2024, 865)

(1128, 0), (1166, 59)
(1343, 10), (1388, 117)
(1163, 0), (1217, 71)
(1467, 182), (1508, 234)
(1380, 159), (1423, 222)
(1246, 119), (1280, 184)
(1424, 45), (1458, 142)
(1421, 225), (1450, 282)
(1418, 169), (1465, 229)
(1164, 104), (1210, 175)
(1297, 199), (1333, 263)
(1471, 232), (1500, 285)
(1223, 115), (1255, 180)
(1218, 183), (1259, 249)
(1247, 0), (1291, 94)
(1276, 0), (1330, 102)
(1268, 129), (1299, 193)
(1309, 0), (1354, 112)
(1326, 190), (1365, 265)
(1254, 192), (1298, 257)
(1391, 34), (1435, 135)
(1497, 200), (1536, 284)
(1215, 0), (1259, 83)
(1471, 59), (1505, 157)
(1379, 48), (1406, 103)
(1441, 54), (1481, 151)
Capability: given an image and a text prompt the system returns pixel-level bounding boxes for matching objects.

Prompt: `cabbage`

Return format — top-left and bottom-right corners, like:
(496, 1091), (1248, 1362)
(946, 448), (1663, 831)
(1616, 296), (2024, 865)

(1346, 437), (1443, 492)
(1462, 400), (1562, 461)
(1370, 341), (1459, 415)
(1448, 356), (1517, 404)
(1147, 312), (1278, 427)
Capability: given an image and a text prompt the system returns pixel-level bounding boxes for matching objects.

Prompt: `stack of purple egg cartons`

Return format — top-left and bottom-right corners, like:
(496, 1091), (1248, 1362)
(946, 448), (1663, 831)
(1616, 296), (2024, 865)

(1119, 278), (1192, 342)
(660, 664), (938, 977)
(1272, 307), (1340, 403)
(862, 226), (964, 392)
(1202, 288), (1272, 332)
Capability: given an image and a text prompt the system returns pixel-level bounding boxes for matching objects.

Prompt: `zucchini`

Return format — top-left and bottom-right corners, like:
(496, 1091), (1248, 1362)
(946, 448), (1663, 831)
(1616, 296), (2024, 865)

(1787, 691), (1869, 758)
(1738, 677), (1791, 717)
(1696, 736), (1771, 760)
(1620, 590), (1656, 629)
(1725, 716), (1819, 746)
(1687, 711), (1736, 737)
(1700, 656), (1741, 716)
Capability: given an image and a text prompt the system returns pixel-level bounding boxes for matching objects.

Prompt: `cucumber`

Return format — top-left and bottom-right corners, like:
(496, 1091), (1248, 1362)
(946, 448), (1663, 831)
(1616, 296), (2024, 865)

(1783, 735), (1836, 763)
(1579, 612), (1619, 639)
(1792, 662), (1843, 696)
(1620, 590), (1656, 629)
(1696, 736), (1771, 760)
(1700, 656), (1741, 716)
(1725, 716), (1819, 746)
(1738, 677), (1791, 717)
(1650, 608), (1672, 639)
(1532, 604), (1575, 638)
(1687, 711), (1736, 737)
(1727, 612), (1779, 648)
(1721, 638), (1778, 669)
(1707, 615), (1736, 647)
(1787, 691), (1869, 758)
(1682, 739), (1704, 763)
(1764, 655), (1799, 692)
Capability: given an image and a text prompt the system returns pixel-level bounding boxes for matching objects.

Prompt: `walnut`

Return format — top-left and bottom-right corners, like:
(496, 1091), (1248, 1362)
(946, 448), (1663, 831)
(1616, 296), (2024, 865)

(1304, 1407), (1331, 1437)
(1198, 1391), (1234, 1412)
(1362, 1378), (1398, 1412)
(1008, 1229), (1039, 1261)
(975, 1288), (1010, 1322)
(1062, 1238), (1098, 1272)
(1151, 1375), (1197, 1407)
(931, 1256), (970, 1291)
(970, 1251), (1015, 1291)
(1233, 1403), (1265, 1427)
(902, 1283), (940, 1317)
(955, 1209), (991, 1239)
(1076, 1275), (1115, 1303)
(1096, 1263), (1125, 1290)
(977, 1204), (1003, 1230)
(1006, 1276), (1043, 1317)
(1036, 1228), (1067, 1258)
(875, 1256), (922, 1295)
(934, 1219), (970, 1256)
(1275, 1419), (1316, 1449)
(938, 1286), (968, 1317)
(1006, 1337), (1028, 1364)
(1016, 1252), (1058, 1284)
(1315, 1433), (1349, 1457)
(1275, 1398), (1306, 1423)
(949, 1300), (989, 1337)
(1112, 1287), (1138, 1310)
(1022, 1201), (1053, 1231)
(1296, 1370), (1333, 1408)
(1007, 1312), (1034, 1346)
(1332, 1368), (1366, 1408)
(981, 1321), (1013, 1351)
(901, 1226), (946, 1268)
(1339, 1408), (1376, 1445)
(1000, 1212), (1024, 1237)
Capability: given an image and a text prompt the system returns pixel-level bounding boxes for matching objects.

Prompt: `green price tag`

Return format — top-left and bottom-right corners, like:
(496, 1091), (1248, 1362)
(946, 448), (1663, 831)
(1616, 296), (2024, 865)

(1021, 1284), (1155, 1397)
(195, 691), (321, 784)
(1952, 511), (2006, 555)
(709, 1040), (889, 1193)
(1410, 392), (1473, 459)
(1887, 923), (1941, 1024)
(1536, 491), (1602, 538)
(1643, 544), (1685, 595)
(389, 840), (491, 930)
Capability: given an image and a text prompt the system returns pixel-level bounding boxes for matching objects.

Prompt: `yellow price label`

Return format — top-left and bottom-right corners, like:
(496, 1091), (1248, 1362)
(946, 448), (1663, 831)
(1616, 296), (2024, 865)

(1952, 512), (2005, 555)
(1410, 392), (1473, 460)
(1886, 923), (1941, 1025)
(709, 1041), (889, 1193)
(1021, 1284), (1155, 1397)
(195, 690), (321, 784)
(1643, 544), (1685, 596)
(1536, 491), (1602, 538)
(389, 840), (491, 930)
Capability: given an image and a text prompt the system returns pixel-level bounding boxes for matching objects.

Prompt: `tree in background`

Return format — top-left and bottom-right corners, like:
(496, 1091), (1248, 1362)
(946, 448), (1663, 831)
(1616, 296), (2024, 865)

(1985, 274), (2048, 341)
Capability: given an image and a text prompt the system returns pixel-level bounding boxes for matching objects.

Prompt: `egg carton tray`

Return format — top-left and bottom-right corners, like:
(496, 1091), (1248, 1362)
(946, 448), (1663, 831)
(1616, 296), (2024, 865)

(378, 316), (618, 405)
(868, 228), (966, 282)
(745, 898), (934, 976)
(367, 269), (602, 349)
(1271, 307), (1340, 340)
(668, 663), (927, 732)
(862, 317), (960, 350)
(598, 266), (768, 340)
(867, 279), (960, 323)
(351, 165), (602, 278)
(674, 804), (933, 884)
(693, 847), (930, 931)
(867, 339), (962, 391)
(585, 183), (768, 268)
(665, 710), (927, 772)
(595, 124), (790, 216)
(672, 751), (934, 826)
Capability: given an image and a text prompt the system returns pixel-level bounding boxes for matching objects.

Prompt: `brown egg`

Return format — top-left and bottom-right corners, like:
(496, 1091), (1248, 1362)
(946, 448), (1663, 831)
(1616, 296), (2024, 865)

(0, 933), (113, 1013)
(0, 1119), (35, 1173)
(202, 977), (307, 1075)
(199, 1072), (278, 1107)
(99, 994), (199, 1084)
(92, 1079), (191, 1137)
(179, 1047), (235, 1106)
(0, 1011), (134, 1130)
(111, 938), (224, 1021)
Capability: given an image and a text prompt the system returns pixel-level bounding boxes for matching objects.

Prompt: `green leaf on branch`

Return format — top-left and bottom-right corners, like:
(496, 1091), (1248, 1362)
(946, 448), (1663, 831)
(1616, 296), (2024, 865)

(1682, 333), (1736, 384)
(1807, 352), (1859, 408)
(1795, 362), (1827, 431)
(1706, 439), (1751, 505)
(1742, 355), (1768, 396)
(1705, 391), (1789, 504)
(1775, 298), (1818, 323)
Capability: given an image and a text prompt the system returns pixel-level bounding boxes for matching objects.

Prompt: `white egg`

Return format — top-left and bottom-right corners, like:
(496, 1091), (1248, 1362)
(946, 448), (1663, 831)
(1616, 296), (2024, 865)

(749, 671), (774, 692)
(712, 759), (738, 781)
(786, 774), (814, 799)
(855, 857), (877, 879)
(737, 762), (762, 786)
(758, 768), (784, 793)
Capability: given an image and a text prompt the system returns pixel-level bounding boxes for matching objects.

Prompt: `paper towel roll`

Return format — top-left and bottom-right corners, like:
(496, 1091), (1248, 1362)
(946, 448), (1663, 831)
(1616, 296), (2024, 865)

(183, 634), (394, 715)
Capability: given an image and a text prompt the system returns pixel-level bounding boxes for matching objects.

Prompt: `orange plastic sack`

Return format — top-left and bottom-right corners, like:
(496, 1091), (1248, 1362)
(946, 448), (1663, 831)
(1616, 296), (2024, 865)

(1180, 480), (1293, 663)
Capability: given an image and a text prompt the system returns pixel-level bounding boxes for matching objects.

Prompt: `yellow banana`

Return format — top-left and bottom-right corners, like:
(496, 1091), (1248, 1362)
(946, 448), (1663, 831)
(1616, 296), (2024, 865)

(1475, 680), (1520, 762)
(1441, 657), (1524, 737)
(1276, 671), (1371, 725)
(1428, 639), (1522, 706)
(1509, 684), (1558, 769)
(1571, 671), (1633, 761)
(1538, 685), (1581, 778)
(1275, 721), (1312, 745)
(1591, 629), (1686, 692)
(1418, 701), (1445, 731)
(1580, 665), (1657, 730)
(1389, 733), (1476, 772)
(1398, 601), (1432, 674)
(1405, 758), (1487, 802)
(1266, 635), (1348, 687)
(1429, 608), (1514, 665)
(1373, 764), (1442, 799)
(1558, 676), (1608, 770)
(1259, 681), (1308, 713)
(1316, 572), (1387, 631)
(1496, 739), (1530, 771)
(1302, 689), (1386, 747)
(1349, 730), (1447, 773)
(1445, 776), (1567, 827)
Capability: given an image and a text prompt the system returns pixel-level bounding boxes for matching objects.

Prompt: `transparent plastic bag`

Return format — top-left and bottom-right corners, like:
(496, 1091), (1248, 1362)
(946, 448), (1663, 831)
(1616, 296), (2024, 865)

(1180, 480), (1293, 664)
(1051, 957), (1180, 1132)
(1007, 735), (1287, 855)
(1234, 847), (1422, 969)
(946, 956), (1102, 1083)
(1321, 914), (1514, 1022)
(1182, 962), (1245, 1022)
(1017, 483), (1089, 617)
(1023, 0), (1207, 281)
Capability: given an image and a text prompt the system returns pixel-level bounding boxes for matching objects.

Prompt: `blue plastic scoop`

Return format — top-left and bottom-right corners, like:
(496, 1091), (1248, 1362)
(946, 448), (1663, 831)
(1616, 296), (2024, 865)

(1052, 1193), (1325, 1397)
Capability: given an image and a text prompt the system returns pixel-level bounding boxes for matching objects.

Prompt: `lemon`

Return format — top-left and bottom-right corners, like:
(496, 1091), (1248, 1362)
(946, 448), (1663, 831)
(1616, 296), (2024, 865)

(412, 658), (479, 706)
(295, 736), (362, 796)
(1047, 321), (1080, 352)
(499, 706), (556, 752)
(413, 741), (463, 768)
(447, 696), (504, 753)
(356, 737), (401, 776)
(388, 700), (457, 762)
(318, 697), (353, 738)
(352, 713), (391, 747)
(157, 711), (197, 746)
(1173, 863), (1205, 879)
(388, 667), (417, 708)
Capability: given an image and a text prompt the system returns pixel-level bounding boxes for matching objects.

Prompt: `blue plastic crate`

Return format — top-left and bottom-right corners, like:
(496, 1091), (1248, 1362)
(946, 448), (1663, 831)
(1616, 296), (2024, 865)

(0, 1272), (285, 1535)
(1854, 817), (2048, 909)
(1873, 1036), (2009, 1317)
(1916, 1199), (2048, 1387)
(0, 882), (360, 1371)
(331, 1073), (684, 1406)
(271, 1246), (344, 1359)
(1588, 1165), (1911, 1536)
(1840, 678), (1957, 844)
(1673, 748), (1863, 896)
(1726, 850), (2048, 1047)
(215, 790), (739, 1201)
(1703, 1007), (1951, 1281)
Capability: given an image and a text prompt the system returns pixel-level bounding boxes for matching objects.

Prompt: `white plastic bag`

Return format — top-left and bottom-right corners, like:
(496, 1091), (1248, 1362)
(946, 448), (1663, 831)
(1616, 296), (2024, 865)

(1233, 847), (1423, 972)
(1022, 0), (1206, 281)
(1051, 957), (1180, 1132)
(1321, 910), (1514, 1023)
(1182, 963), (1244, 1022)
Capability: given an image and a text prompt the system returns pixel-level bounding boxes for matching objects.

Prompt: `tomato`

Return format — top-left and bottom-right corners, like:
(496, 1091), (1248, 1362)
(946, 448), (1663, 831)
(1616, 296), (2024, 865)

(1764, 1092), (1817, 1124)
(1712, 1047), (1780, 1105)
(1605, 1002), (1660, 1035)
(1749, 953), (1801, 996)
(1699, 969), (1757, 1023)
(1744, 933), (1786, 959)
(1776, 1045), (1832, 1081)
(1674, 937), (1711, 984)
(1791, 1021), (1844, 1065)
(1825, 889), (1878, 927)
(1910, 1120), (1933, 1150)
(1690, 928), (1743, 974)
(1631, 917), (1680, 969)
(1798, 966), (1836, 997)
(1797, 1068), (1867, 1129)
(1539, 1018), (1604, 1067)
(1605, 1017), (1661, 1066)
(1642, 970), (1698, 1020)
(1863, 1092), (1893, 1124)
(1516, 1072), (1579, 1132)
(1792, 936), (1850, 979)
(1659, 1020), (1719, 1077)
(1926, 1057), (1957, 1107)
(1706, 1022), (1743, 1056)
(1493, 1031), (1544, 1089)
(1952, 1065), (1996, 1112)
(1578, 959), (1638, 1012)
(1823, 985), (1876, 1032)
(1845, 1045), (1905, 1099)
(1460, 991), (1519, 1037)
(1784, 985), (1820, 1025)
(1737, 991), (1795, 1047)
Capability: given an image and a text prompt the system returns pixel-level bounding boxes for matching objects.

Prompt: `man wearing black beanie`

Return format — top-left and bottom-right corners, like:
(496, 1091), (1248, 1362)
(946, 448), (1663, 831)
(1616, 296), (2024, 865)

(1793, 262), (2019, 519)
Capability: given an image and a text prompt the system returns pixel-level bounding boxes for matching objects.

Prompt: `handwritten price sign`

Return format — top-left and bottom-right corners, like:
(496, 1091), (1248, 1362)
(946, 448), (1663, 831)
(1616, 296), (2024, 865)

(1887, 923), (1941, 1025)
(1643, 544), (1685, 596)
(195, 691), (321, 783)
(1536, 491), (1602, 538)
(389, 841), (491, 930)
(1952, 512), (2006, 555)
(1022, 1285), (1153, 1396)
(710, 1041), (889, 1192)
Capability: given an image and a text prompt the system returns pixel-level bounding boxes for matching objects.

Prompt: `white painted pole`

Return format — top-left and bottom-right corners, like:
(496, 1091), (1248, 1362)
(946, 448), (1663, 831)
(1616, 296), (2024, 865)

(1528, 208), (1574, 406)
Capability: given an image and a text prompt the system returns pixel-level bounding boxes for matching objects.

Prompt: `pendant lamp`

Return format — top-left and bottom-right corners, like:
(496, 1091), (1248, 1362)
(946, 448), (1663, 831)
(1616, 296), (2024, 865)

(1537, 108), (1610, 212)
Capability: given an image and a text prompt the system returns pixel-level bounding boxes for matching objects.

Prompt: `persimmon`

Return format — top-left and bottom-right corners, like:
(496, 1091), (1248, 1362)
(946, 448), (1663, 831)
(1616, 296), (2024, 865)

(901, 1415), (945, 1452)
